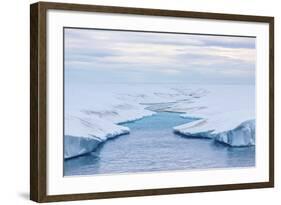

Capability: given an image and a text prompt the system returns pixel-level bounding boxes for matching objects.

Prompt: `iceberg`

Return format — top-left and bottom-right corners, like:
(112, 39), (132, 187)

(64, 135), (101, 159)
(170, 85), (255, 146)
(64, 115), (129, 159)
(174, 118), (255, 146)
(214, 120), (255, 146)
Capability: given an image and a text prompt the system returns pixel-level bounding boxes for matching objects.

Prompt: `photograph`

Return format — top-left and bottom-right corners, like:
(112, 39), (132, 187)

(63, 28), (256, 176)
(29, 1), (274, 202)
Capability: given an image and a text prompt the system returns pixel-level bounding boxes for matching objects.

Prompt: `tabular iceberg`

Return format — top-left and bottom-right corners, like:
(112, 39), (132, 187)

(174, 118), (255, 146)
(214, 120), (255, 146)
(170, 85), (255, 146)
(64, 115), (130, 159)
(64, 135), (101, 159)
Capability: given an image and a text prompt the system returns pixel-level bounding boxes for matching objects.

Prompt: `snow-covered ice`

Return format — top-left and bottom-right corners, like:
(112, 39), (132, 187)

(64, 84), (255, 158)
(214, 120), (255, 146)
(64, 115), (129, 159)
(171, 85), (255, 146)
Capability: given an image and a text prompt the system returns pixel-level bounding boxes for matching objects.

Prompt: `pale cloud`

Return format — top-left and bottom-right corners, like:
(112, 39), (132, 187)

(64, 28), (256, 84)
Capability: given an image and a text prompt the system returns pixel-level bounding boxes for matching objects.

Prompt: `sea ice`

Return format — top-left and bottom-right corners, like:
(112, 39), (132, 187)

(64, 84), (256, 158)
(214, 120), (255, 146)
(64, 115), (129, 159)
(170, 85), (255, 146)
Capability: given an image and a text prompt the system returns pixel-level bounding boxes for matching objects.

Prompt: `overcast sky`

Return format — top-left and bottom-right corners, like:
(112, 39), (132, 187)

(64, 28), (256, 85)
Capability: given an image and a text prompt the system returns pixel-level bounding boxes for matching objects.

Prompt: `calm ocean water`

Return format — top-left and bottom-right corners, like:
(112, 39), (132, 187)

(64, 112), (255, 176)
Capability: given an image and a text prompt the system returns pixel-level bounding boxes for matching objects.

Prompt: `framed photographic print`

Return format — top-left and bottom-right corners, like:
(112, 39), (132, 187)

(30, 1), (274, 202)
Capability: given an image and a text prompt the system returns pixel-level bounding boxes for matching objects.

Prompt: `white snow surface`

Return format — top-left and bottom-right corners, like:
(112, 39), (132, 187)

(64, 84), (255, 158)
(64, 115), (129, 159)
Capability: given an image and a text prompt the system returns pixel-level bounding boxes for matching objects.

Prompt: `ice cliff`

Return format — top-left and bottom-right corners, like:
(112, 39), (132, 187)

(214, 119), (255, 146)
(64, 115), (130, 159)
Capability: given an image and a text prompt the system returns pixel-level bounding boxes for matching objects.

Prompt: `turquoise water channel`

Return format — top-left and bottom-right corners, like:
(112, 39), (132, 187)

(64, 112), (255, 176)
